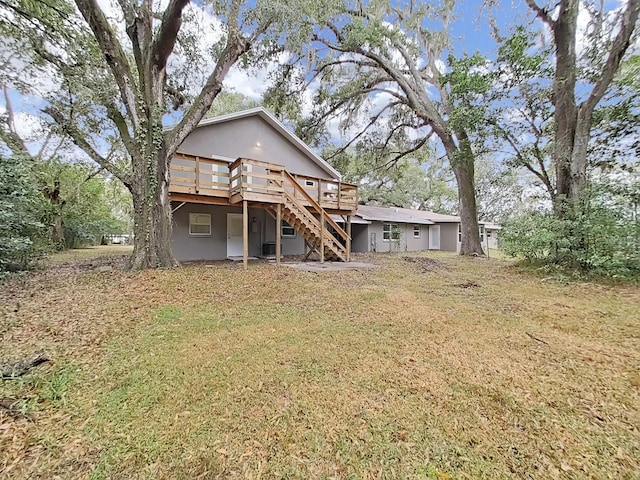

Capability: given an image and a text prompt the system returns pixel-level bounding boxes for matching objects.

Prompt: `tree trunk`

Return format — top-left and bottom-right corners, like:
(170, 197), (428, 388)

(453, 158), (484, 256)
(443, 133), (484, 256)
(129, 148), (177, 270)
(552, 0), (578, 218)
(52, 214), (65, 249)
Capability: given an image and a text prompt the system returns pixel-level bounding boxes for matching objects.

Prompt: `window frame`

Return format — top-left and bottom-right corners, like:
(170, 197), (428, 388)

(413, 225), (421, 238)
(281, 220), (296, 238)
(189, 213), (212, 236)
(383, 223), (400, 242)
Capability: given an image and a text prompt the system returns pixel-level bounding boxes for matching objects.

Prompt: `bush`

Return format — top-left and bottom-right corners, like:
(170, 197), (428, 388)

(0, 155), (49, 272)
(502, 184), (640, 280)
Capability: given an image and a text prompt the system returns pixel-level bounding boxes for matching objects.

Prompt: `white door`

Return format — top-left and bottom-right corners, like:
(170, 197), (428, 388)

(227, 213), (243, 257)
(429, 225), (441, 250)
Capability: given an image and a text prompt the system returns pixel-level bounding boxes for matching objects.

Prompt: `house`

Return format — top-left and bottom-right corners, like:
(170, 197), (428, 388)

(350, 205), (434, 253)
(168, 108), (358, 265)
(483, 223), (501, 249)
(351, 205), (500, 253)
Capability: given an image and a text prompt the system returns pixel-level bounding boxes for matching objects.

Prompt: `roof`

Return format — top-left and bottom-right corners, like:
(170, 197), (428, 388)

(355, 205), (435, 225)
(354, 205), (502, 227)
(413, 210), (460, 223)
(329, 214), (370, 225)
(170, 107), (341, 180)
(481, 222), (502, 230)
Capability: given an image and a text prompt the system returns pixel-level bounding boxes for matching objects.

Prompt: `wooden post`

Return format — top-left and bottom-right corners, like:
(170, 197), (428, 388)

(318, 181), (322, 205)
(320, 213), (325, 263)
(195, 156), (200, 193)
(243, 200), (248, 269)
(346, 215), (352, 262)
(337, 182), (341, 210)
(276, 203), (281, 266)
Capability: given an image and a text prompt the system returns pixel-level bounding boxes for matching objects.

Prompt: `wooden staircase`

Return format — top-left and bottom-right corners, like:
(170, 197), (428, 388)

(270, 171), (350, 262)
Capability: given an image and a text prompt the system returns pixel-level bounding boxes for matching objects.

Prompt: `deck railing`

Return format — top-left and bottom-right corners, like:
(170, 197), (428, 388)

(170, 153), (230, 198)
(170, 155), (357, 212)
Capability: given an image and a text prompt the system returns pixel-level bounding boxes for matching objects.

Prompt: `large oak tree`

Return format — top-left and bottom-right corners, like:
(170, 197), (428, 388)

(0, 0), (306, 268)
(526, 0), (639, 216)
(273, 0), (489, 255)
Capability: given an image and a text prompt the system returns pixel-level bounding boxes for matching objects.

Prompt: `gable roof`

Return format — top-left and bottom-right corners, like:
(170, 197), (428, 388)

(355, 205), (435, 225)
(179, 107), (341, 180)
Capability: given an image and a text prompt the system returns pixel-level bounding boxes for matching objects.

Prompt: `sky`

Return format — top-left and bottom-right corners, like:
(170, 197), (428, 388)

(1, 0), (635, 161)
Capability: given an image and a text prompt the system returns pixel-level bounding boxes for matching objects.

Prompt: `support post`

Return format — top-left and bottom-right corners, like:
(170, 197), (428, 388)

(195, 156), (200, 193)
(346, 215), (352, 262)
(320, 213), (325, 263)
(276, 204), (281, 266)
(243, 200), (248, 269)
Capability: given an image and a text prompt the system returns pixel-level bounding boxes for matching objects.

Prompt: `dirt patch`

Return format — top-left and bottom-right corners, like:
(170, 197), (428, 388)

(453, 281), (481, 288)
(282, 261), (377, 273)
(49, 254), (130, 275)
(402, 256), (446, 272)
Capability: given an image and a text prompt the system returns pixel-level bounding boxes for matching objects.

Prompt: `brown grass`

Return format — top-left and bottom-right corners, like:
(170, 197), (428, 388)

(1, 248), (639, 479)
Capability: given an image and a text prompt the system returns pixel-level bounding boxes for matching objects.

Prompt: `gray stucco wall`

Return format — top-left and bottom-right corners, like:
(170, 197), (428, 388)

(172, 202), (305, 261)
(405, 224), (430, 251)
(177, 116), (330, 179)
(358, 221), (430, 253)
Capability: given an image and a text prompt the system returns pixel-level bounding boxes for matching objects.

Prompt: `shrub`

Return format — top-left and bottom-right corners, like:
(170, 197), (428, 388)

(0, 155), (48, 272)
(501, 183), (640, 280)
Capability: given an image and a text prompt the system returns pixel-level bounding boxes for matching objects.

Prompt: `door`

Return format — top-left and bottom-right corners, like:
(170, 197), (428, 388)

(227, 213), (243, 257)
(429, 225), (440, 250)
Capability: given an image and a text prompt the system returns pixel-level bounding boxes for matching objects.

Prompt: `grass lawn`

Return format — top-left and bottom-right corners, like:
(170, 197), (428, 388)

(1, 248), (639, 479)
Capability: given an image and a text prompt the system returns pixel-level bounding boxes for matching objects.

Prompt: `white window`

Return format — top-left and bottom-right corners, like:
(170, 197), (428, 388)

(479, 225), (485, 242)
(383, 223), (400, 241)
(189, 213), (211, 236)
(413, 225), (421, 238)
(458, 224), (462, 243)
(281, 220), (296, 237)
(305, 180), (316, 187)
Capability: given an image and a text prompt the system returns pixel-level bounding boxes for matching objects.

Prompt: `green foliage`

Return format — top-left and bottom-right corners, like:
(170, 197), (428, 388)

(443, 53), (493, 134)
(0, 154), (47, 272)
(475, 157), (524, 222)
(38, 160), (130, 249)
(205, 91), (261, 118)
(502, 179), (640, 279)
(326, 146), (457, 212)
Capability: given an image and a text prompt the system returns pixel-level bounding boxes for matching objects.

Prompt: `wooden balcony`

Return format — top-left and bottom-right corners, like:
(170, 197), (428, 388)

(169, 153), (357, 214)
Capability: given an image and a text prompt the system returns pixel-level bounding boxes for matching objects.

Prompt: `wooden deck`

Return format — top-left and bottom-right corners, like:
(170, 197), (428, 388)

(169, 153), (357, 214)
(169, 154), (358, 266)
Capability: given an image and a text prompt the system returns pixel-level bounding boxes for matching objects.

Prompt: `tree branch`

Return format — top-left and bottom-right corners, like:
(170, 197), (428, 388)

(1, 84), (29, 154)
(151, 0), (189, 71)
(581, 1), (640, 118)
(45, 106), (131, 187)
(525, 0), (555, 29)
(74, 0), (141, 128)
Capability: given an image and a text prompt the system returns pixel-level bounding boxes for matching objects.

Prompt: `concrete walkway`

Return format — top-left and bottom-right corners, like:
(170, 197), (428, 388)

(280, 261), (377, 272)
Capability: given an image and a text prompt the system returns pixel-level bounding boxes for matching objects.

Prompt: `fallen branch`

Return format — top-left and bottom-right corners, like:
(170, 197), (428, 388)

(1, 352), (49, 378)
(0, 397), (26, 419)
(526, 332), (549, 345)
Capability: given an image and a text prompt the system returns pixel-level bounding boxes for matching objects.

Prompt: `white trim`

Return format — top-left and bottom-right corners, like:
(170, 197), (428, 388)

(189, 213), (211, 236)
(413, 224), (421, 238)
(382, 223), (400, 242)
(168, 107), (342, 180)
